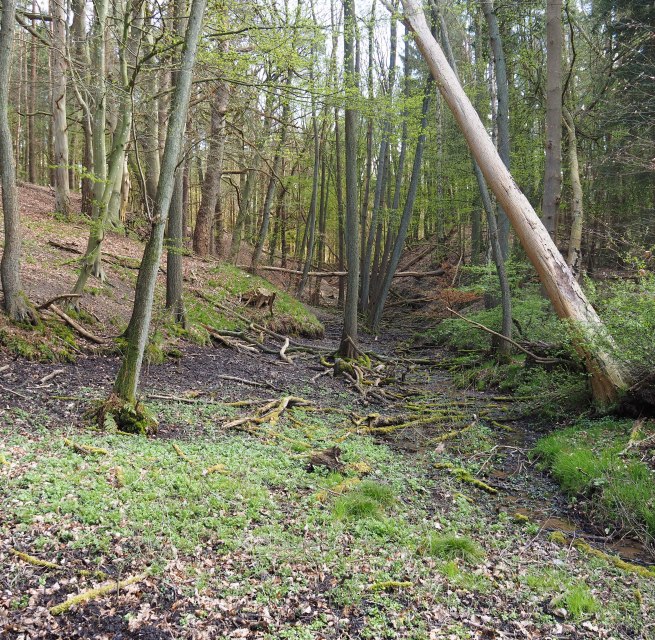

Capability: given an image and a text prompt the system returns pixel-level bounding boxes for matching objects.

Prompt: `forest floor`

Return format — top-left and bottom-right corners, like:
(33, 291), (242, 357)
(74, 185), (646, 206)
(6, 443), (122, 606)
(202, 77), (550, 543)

(1, 184), (654, 638)
(1, 307), (654, 639)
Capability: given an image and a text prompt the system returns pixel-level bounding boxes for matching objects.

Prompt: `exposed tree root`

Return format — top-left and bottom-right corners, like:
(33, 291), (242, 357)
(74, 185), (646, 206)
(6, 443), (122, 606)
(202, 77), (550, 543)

(49, 573), (147, 615)
(224, 396), (312, 431)
(435, 462), (498, 494)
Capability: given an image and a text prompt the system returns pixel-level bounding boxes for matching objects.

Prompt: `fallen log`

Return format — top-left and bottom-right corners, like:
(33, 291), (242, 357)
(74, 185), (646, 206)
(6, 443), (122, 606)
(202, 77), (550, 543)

(236, 265), (445, 278)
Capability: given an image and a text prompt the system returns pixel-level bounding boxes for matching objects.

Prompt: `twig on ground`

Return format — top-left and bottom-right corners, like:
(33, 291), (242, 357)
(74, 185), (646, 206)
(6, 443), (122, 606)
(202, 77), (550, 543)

(49, 304), (105, 344)
(279, 337), (293, 364)
(39, 369), (65, 384)
(37, 294), (82, 310)
(49, 573), (147, 615)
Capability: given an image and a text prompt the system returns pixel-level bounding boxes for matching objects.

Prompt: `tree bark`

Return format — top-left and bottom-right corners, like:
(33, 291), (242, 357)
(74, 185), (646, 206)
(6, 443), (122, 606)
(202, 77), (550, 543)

(0, 0), (36, 322)
(543, 0), (563, 241)
(193, 79), (229, 256)
(400, 0), (627, 405)
(564, 106), (583, 280)
(114, 0), (206, 404)
(480, 0), (510, 258)
(166, 169), (186, 324)
(51, 0), (70, 216)
(338, 0), (360, 358)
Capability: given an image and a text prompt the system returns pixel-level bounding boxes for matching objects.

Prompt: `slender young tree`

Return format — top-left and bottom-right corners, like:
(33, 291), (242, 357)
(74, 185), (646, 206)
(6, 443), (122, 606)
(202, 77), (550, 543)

(543, 0), (563, 240)
(338, 0), (360, 357)
(564, 106), (583, 279)
(480, 0), (510, 258)
(400, 0), (627, 405)
(50, 0), (70, 216)
(113, 0), (207, 407)
(0, 0), (36, 322)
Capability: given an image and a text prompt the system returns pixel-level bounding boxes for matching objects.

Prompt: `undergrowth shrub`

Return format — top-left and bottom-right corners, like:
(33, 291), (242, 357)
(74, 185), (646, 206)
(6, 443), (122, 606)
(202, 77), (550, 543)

(534, 418), (655, 548)
(588, 273), (655, 379)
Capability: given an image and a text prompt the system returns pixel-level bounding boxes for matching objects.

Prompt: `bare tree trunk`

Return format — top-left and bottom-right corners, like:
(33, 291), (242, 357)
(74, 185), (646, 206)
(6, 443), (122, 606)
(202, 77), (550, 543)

(401, 0), (627, 405)
(0, 0), (36, 322)
(27, 0), (37, 184)
(193, 79), (229, 256)
(370, 79), (431, 329)
(543, 0), (563, 241)
(297, 90), (321, 297)
(360, 5), (396, 310)
(480, 0), (510, 258)
(564, 106), (583, 280)
(338, 0), (360, 357)
(51, 0), (70, 216)
(334, 107), (345, 307)
(114, 0), (206, 405)
(166, 169), (186, 324)
(73, 0), (133, 295)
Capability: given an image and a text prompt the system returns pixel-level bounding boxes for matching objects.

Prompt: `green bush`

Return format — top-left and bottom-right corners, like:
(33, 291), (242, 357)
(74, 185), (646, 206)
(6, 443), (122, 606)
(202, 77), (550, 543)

(588, 274), (655, 378)
(422, 533), (485, 563)
(534, 418), (655, 546)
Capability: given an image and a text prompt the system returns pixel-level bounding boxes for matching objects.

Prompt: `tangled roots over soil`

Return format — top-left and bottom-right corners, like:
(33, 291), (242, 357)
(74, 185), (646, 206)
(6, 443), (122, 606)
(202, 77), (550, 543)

(91, 395), (158, 435)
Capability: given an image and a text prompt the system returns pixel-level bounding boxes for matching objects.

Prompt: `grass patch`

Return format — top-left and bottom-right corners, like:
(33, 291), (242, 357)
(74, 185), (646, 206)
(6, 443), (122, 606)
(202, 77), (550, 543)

(553, 583), (599, 619)
(534, 417), (655, 547)
(422, 533), (485, 563)
(332, 481), (396, 521)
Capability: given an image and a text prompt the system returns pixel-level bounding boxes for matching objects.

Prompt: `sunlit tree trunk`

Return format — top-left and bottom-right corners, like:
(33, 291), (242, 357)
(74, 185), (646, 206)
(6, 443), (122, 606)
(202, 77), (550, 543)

(193, 79), (229, 257)
(338, 0), (360, 357)
(51, 0), (70, 216)
(114, 0), (206, 404)
(0, 0), (36, 322)
(564, 106), (583, 280)
(401, 0), (627, 405)
(543, 0), (563, 241)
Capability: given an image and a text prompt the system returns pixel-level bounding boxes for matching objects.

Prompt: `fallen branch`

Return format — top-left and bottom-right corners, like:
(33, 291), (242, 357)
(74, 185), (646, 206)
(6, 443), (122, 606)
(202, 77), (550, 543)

(0, 383), (29, 400)
(39, 369), (65, 384)
(63, 438), (108, 456)
(173, 443), (194, 464)
(37, 294), (82, 310)
(48, 240), (81, 254)
(10, 548), (60, 570)
(446, 307), (558, 364)
(49, 573), (147, 615)
(216, 374), (280, 391)
(236, 264), (445, 279)
(49, 305), (105, 345)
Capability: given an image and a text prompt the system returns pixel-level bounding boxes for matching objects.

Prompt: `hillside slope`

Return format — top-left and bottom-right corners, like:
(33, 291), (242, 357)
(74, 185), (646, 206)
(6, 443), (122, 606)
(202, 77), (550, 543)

(1, 183), (322, 361)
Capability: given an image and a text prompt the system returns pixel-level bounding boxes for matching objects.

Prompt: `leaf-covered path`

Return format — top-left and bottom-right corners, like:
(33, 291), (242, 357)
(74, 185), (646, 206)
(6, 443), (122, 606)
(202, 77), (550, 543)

(1, 313), (653, 639)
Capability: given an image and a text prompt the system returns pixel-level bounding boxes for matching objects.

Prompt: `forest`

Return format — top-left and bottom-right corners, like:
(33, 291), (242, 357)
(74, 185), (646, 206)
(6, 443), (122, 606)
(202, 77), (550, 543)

(0, 0), (654, 637)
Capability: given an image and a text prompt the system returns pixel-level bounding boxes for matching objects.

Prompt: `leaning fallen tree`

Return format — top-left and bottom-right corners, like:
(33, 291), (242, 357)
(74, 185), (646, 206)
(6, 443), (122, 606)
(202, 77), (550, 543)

(400, 0), (627, 407)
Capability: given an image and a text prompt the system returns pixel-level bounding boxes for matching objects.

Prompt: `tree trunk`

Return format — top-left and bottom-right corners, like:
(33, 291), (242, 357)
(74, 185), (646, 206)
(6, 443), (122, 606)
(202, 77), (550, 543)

(0, 0), (36, 321)
(297, 88), (321, 297)
(360, 6), (396, 310)
(193, 79), (229, 256)
(370, 79), (431, 329)
(564, 106), (583, 280)
(166, 170), (186, 324)
(400, 0), (627, 405)
(51, 0), (70, 216)
(542, 0), (563, 241)
(114, 0), (206, 404)
(338, 0), (360, 358)
(73, 0), (133, 295)
(334, 107), (345, 307)
(480, 0), (510, 258)
(27, 0), (37, 184)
